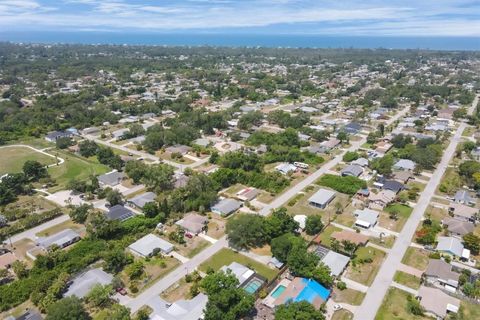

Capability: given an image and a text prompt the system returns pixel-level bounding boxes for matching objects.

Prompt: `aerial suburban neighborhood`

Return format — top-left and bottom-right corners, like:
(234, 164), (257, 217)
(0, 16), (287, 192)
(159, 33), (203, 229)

(0, 43), (480, 320)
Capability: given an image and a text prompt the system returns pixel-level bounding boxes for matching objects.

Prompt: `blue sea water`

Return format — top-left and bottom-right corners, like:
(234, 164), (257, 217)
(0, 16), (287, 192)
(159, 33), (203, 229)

(0, 32), (479, 51)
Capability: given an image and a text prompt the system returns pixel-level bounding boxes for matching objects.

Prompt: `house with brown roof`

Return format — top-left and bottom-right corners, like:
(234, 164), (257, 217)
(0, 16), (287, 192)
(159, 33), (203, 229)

(368, 190), (396, 210)
(330, 230), (369, 247)
(175, 213), (209, 235)
(375, 141), (393, 154)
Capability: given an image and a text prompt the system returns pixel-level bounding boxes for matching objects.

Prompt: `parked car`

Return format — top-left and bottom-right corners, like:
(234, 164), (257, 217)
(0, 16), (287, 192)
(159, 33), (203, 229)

(185, 232), (193, 239)
(116, 287), (127, 295)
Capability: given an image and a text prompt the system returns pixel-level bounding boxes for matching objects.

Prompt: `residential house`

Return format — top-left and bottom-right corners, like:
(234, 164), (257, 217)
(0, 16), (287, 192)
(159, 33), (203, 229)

(5, 310), (42, 320)
(266, 277), (330, 310)
(375, 141), (393, 154)
(320, 251), (350, 277)
(236, 188), (259, 201)
(0, 251), (17, 269)
(343, 122), (362, 134)
(448, 203), (477, 222)
(128, 192), (156, 209)
(64, 268), (113, 299)
(352, 157), (369, 167)
(128, 234), (174, 257)
(453, 190), (475, 206)
(98, 171), (125, 187)
(45, 131), (73, 142)
(320, 138), (341, 151)
(340, 164), (363, 177)
(149, 294), (208, 320)
(424, 259), (460, 291)
(443, 218), (474, 238)
(106, 205), (134, 221)
(382, 179), (405, 194)
(368, 190), (396, 210)
(165, 144), (192, 155)
(392, 171), (412, 184)
(471, 147), (480, 161)
(175, 213), (208, 235)
(436, 236), (470, 260)
(36, 229), (81, 251)
(417, 286), (460, 319)
(221, 262), (266, 294)
(354, 208), (379, 229)
(211, 198), (242, 216)
(275, 163), (297, 175)
(393, 159), (415, 171)
(174, 174), (190, 189)
(294, 215), (307, 231)
(308, 188), (336, 209)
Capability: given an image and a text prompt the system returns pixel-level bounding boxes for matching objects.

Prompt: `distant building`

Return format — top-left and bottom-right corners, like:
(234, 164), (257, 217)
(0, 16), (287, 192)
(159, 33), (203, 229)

(275, 163), (297, 175)
(98, 171), (125, 187)
(128, 192), (156, 209)
(393, 159), (415, 171)
(106, 205), (134, 221)
(175, 213), (209, 235)
(340, 164), (363, 177)
(45, 131), (73, 142)
(36, 228), (81, 251)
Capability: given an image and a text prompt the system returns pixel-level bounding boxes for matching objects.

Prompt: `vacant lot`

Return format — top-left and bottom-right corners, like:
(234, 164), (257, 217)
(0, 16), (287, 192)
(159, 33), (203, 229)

(332, 309), (353, 320)
(379, 204), (413, 232)
(199, 248), (278, 280)
(393, 271), (421, 290)
(344, 246), (386, 286)
(48, 150), (109, 192)
(0, 146), (56, 175)
(332, 287), (365, 305)
(401, 247), (430, 271)
(376, 288), (430, 320)
(160, 278), (194, 303)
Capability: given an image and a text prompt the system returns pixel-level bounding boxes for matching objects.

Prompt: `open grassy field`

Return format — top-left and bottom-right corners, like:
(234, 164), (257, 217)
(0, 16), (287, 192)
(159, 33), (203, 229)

(199, 248), (278, 280)
(376, 288), (431, 320)
(48, 150), (109, 192)
(393, 271), (422, 290)
(0, 145), (57, 175)
(344, 246), (386, 286)
(401, 247), (430, 271)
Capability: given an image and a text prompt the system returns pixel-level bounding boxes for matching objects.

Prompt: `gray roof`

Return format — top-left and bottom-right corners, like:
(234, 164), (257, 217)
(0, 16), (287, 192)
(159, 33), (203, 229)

(308, 188), (336, 206)
(149, 294), (208, 320)
(393, 159), (415, 171)
(425, 259), (460, 286)
(65, 268), (113, 298)
(107, 205), (134, 221)
(436, 237), (464, 257)
(46, 131), (72, 141)
(454, 190), (474, 204)
(321, 251), (350, 277)
(128, 192), (156, 209)
(211, 198), (242, 215)
(418, 286), (460, 318)
(98, 171), (125, 186)
(175, 213), (208, 234)
(129, 234), (174, 256)
(14, 310), (42, 320)
(220, 262), (254, 286)
(36, 228), (80, 249)
(341, 164), (363, 177)
(443, 218), (475, 236)
(354, 208), (379, 227)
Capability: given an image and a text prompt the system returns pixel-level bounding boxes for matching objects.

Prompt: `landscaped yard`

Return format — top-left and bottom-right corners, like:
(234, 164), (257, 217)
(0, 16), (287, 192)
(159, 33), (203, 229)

(332, 287), (366, 305)
(379, 203), (413, 232)
(344, 246), (386, 286)
(393, 271), (421, 290)
(458, 301), (480, 319)
(401, 247), (430, 271)
(370, 235), (396, 249)
(0, 145), (57, 175)
(376, 288), (430, 320)
(160, 278), (194, 303)
(199, 248), (278, 280)
(48, 150), (110, 192)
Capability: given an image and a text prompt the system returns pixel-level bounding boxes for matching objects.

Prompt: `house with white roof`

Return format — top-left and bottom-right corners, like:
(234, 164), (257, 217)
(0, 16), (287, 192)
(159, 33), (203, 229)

(308, 189), (336, 209)
(128, 234), (174, 257)
(436, 236), (470, 260)
(354, 208), (379, 229)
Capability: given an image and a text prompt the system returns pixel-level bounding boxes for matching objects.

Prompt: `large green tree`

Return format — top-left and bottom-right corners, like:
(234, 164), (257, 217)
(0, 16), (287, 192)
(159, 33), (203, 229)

(45, 297), (91, 320)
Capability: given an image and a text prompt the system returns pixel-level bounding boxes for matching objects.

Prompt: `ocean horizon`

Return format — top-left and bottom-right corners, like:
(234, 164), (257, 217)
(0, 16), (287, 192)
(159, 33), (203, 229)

(0, 32), (479, 51)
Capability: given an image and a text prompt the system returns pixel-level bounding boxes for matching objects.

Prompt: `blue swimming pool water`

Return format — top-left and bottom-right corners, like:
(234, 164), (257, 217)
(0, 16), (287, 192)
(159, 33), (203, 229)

(271, 285), (286, 298)
(295, 278), (330, 303)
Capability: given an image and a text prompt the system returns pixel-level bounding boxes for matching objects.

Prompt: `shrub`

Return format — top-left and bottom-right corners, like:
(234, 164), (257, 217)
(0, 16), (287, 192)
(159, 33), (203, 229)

(317, 174), (366, 195)
(336, 281), (347, 290)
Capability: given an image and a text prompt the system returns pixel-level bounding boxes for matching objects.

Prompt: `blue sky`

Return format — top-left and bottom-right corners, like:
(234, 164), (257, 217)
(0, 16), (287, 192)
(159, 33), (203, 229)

(0, 0), (479, 36)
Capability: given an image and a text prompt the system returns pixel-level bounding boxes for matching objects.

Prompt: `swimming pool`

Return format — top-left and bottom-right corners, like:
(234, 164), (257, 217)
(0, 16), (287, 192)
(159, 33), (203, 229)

(271, 285), (287, 298)
(244, 279), (263, 294)
(295, 278), (330, 303)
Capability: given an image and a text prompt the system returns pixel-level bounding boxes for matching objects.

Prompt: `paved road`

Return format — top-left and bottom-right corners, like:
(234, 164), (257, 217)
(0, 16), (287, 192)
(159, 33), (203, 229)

(354, 95), (478, 320)
(6, 214), (70, 243)
(259, 107), (410, 216)
(125, 236), (228, 312)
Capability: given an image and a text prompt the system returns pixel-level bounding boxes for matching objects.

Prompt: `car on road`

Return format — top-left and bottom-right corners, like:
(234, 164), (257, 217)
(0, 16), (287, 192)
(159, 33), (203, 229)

(185, 232), (193, 239)
(333, 304), (343, 311)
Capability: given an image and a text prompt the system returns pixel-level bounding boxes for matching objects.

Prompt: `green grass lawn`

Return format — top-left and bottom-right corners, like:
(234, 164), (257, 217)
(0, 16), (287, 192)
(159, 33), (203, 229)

(0, 146), (57, 175)
(380, 203), (413, 232)
(36, 219), (84, 237)
(401, 247), (430, 271)
(376, 288), (430, 320)
(393, 271), (421, 290)
(199, 248), (278, 280)
(345, 247), (386, 286)
(458, 301), (480, 319)
(332, 309), (353, 320)
(48, 150), (109, 192)
(370, 235), (396, 249)
(385, 203), (413, 217)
